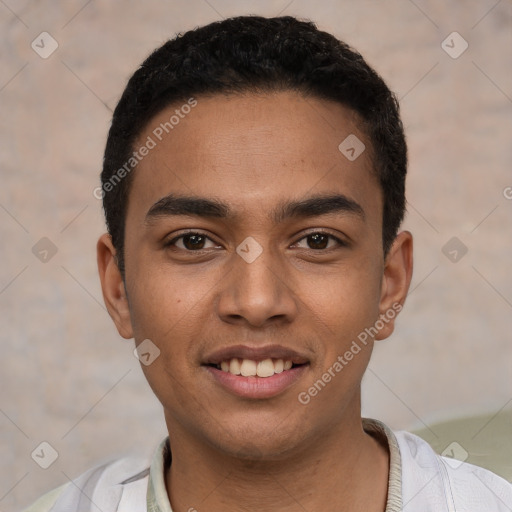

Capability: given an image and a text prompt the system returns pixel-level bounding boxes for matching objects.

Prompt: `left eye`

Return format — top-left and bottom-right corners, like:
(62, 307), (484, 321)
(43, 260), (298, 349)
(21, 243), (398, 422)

(166, 232), (219, 251)
(293, 232), (345, 250)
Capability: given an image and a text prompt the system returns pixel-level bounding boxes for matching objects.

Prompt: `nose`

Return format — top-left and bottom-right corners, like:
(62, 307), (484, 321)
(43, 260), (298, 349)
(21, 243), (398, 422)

(216, 244), (298, 328)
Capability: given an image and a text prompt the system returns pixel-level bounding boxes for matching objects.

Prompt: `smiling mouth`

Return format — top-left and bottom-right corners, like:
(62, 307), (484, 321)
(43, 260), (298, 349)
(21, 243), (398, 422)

(206, 358), (307, 378)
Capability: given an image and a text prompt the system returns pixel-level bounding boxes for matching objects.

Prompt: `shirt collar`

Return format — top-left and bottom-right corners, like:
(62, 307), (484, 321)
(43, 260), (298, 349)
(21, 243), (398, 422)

(146, 436), (172, 512)
(362, 417), (403, 512)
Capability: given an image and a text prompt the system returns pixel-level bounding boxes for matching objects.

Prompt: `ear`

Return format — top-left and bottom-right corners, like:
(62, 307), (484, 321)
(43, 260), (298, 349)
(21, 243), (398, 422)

(375, 230), (413, 341)
(97, 233), (134, 339)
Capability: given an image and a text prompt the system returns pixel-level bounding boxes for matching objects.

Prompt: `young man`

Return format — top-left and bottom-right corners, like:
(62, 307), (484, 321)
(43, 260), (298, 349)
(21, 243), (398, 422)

(24, 15), (512, 512)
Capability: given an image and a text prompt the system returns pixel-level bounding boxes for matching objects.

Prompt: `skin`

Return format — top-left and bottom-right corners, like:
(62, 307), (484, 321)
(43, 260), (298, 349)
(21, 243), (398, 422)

(97, 90), (413, 512)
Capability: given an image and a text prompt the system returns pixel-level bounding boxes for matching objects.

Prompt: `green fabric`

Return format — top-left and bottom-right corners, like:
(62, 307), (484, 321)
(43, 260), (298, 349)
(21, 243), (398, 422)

(411, 409), (512, 482)
(21, 483), (68, 512)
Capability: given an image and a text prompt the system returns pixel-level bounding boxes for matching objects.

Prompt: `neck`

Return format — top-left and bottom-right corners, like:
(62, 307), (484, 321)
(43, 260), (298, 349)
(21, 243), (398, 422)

(164, 413), (389, 512)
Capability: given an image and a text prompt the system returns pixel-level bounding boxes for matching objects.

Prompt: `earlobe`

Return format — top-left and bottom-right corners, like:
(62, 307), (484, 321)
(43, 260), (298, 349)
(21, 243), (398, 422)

(375, 230), (413, 341)
(97, 233), (134, 339)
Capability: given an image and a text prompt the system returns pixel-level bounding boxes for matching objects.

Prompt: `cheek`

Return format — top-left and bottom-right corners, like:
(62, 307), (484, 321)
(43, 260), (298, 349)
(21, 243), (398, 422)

(299, 273), (380, 411)
(126, 262), (221, 396)
(303, 260), (383, 339)
(128, 272), (208, 406)
(126, 259), (209, 340)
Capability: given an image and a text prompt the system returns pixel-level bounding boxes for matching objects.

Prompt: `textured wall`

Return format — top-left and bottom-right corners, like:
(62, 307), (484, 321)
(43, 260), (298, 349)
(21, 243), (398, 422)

(1, 1), (511, 510)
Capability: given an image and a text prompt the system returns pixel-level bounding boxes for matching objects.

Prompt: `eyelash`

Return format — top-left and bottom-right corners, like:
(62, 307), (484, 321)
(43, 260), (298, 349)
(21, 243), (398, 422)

(164, 230), (347, 252)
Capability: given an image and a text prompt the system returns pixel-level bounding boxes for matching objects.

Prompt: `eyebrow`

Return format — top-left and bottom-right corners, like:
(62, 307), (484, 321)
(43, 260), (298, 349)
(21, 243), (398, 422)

(145, 193), (365, 224)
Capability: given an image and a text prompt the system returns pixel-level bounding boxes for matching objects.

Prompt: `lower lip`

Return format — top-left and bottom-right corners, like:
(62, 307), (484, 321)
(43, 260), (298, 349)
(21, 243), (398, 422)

(204, 365), (308, 399)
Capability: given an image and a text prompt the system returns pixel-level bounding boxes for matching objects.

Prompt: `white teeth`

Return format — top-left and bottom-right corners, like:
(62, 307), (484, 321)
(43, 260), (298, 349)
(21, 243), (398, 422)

(256, 359), (274, 378)
(229, 358), (241, 375)
(219, 358), (296, 377)
(240, 359), (257, 377)
(274, 359), (284, 373)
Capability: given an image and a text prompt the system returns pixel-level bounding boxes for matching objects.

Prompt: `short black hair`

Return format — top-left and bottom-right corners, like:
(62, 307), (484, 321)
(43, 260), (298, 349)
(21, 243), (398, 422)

(101, 15), (407, 274)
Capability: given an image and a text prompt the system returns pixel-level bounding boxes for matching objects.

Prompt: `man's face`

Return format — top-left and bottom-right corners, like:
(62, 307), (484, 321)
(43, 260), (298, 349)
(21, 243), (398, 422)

(102, 91), (405, 459)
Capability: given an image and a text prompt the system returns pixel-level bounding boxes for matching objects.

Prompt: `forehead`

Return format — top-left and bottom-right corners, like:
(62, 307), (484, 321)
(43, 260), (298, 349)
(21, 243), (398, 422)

(128, 91), (381, 225)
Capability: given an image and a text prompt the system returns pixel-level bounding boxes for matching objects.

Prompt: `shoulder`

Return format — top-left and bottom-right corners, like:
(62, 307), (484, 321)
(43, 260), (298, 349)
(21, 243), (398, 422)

(21, 454), (151, 512)
(394, 428), (512, 511)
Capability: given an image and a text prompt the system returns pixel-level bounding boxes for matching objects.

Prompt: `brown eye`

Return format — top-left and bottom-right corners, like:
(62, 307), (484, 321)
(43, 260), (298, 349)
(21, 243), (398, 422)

(165, 232), (219, 251)
(181, 234), (207, 250)
(294, 232), (346, 250)
(307, 233), (329, 249)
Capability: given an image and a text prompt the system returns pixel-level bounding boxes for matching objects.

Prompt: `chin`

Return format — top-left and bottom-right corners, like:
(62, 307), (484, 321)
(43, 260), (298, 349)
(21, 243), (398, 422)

(210, 418), (308, 462)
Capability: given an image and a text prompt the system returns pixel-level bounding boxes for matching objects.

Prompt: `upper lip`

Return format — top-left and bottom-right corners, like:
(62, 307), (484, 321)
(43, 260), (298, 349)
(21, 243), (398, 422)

(203, 344), (310, 365)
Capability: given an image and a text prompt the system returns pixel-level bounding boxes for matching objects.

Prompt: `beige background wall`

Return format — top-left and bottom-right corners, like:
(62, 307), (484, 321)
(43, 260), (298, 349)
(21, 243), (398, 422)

(1, 1), (511, 510)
